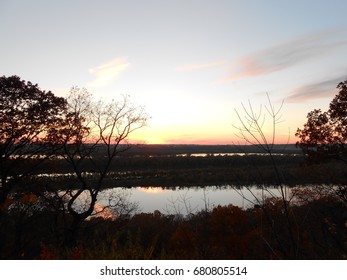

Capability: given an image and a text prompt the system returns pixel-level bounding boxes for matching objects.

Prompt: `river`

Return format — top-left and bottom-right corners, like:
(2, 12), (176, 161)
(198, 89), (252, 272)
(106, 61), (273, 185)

(97, 185), (283, 216)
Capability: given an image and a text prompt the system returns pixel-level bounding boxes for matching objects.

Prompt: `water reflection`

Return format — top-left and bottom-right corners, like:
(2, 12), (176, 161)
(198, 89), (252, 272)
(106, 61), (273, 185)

(98, 185), (281, 215)
(138, 187), (165, 194)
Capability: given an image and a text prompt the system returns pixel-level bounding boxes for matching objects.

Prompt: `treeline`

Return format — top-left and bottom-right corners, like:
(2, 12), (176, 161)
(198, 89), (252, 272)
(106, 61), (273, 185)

(23, 153), (347, 189)
(0, 189), (345, 259)
(118, 144), (302, 157)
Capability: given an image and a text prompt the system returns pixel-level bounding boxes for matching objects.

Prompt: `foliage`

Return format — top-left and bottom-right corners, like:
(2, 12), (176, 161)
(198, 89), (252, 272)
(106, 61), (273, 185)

(0, 75), (68, 208)
(0, 75), (67, 146)
(1, 196), (345, 259)
(296, 78), (347, 205)
(296, 79), (347, 162)
(0, 76), (148, 250)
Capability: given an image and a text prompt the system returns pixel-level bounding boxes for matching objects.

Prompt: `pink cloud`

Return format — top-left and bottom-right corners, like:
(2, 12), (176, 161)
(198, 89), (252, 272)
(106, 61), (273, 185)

(219, 57), (275, 83)
(219, 29), (347, 84)
(286, 76), (345, 103)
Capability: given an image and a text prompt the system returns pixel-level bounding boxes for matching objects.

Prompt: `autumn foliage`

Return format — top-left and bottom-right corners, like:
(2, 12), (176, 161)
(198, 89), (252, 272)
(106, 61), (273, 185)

(0, 192), (345, 259)
(1, 75), (347, 260)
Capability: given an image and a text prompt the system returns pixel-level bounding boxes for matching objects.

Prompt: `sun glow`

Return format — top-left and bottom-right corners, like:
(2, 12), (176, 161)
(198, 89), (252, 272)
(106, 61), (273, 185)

(91, 203), (117, 221)
(145, 137), (165, 144)
(138, 187), (166, 194)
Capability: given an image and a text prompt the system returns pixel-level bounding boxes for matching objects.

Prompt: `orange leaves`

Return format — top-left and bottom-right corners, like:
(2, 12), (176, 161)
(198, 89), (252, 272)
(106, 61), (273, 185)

(20, 193), (38, 204)
(39, 244), (84, 260)
(0, 198), (15, 211)
(0, 193), (39, 212)
(39, 244), (58, 260)
(169, 205), (263, 259)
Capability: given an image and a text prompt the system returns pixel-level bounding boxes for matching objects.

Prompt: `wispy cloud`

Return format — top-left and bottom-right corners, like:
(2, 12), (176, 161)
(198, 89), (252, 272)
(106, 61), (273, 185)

(176, 60), (225, 71)
(220, 29), (347, 83)
(88, 58), (130, 87)
(286, 75), (346, 102)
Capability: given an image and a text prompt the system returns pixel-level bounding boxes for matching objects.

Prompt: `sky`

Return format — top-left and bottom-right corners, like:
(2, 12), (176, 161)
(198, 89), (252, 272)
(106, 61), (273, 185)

(1, 0), (347, 145)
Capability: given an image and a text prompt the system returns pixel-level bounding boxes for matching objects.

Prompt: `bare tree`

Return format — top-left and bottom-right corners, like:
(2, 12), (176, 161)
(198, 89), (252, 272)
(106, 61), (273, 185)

(234, 94), (288, 193)
(233, 94), (299, 258)
(57, 87), (148, 245)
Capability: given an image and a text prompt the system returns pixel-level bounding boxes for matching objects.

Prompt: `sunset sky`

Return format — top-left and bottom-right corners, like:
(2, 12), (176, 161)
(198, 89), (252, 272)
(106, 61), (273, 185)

(1, 0), (347, 144)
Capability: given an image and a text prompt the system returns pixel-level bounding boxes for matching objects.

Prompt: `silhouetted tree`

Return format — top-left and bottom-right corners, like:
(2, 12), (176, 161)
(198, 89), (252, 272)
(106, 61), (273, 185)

(0, 75), (67, 206)
(296, 79), (347, 163)
(296, 78), (347, 204)
(233, 95), (299, 258)
(0, 75), (71, 258)
(57, 87), (147, 245)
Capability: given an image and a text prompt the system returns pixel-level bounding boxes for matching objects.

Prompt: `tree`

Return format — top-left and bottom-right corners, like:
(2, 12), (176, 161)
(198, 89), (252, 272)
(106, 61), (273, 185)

(296, 78), (347, 204)
(296, 79), (347, 163)
(0, 75), (67, 207)
(0, 80), (145, 255)
(57, 87), (148, 245)
(233, 95), (300, 258)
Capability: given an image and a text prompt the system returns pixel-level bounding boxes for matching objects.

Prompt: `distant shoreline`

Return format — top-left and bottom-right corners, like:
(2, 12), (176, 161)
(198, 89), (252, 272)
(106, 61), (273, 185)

(121, 143), (302, 157)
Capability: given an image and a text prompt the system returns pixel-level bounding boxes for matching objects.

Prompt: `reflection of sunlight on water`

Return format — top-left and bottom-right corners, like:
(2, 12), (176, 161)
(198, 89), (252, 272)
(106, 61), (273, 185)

(138, 187), (166, 194)
(60, 185), (283, 218)
(89, 203), (117, 221)
(59, 190), (118, 221)
(126, 186), (282, 215)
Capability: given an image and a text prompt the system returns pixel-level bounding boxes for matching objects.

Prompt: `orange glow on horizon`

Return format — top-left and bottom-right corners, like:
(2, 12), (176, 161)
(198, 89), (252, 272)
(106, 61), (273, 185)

(129, 135), (296, 145)
(124, 121), (297, 145)
(144, 137), (166, 145)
